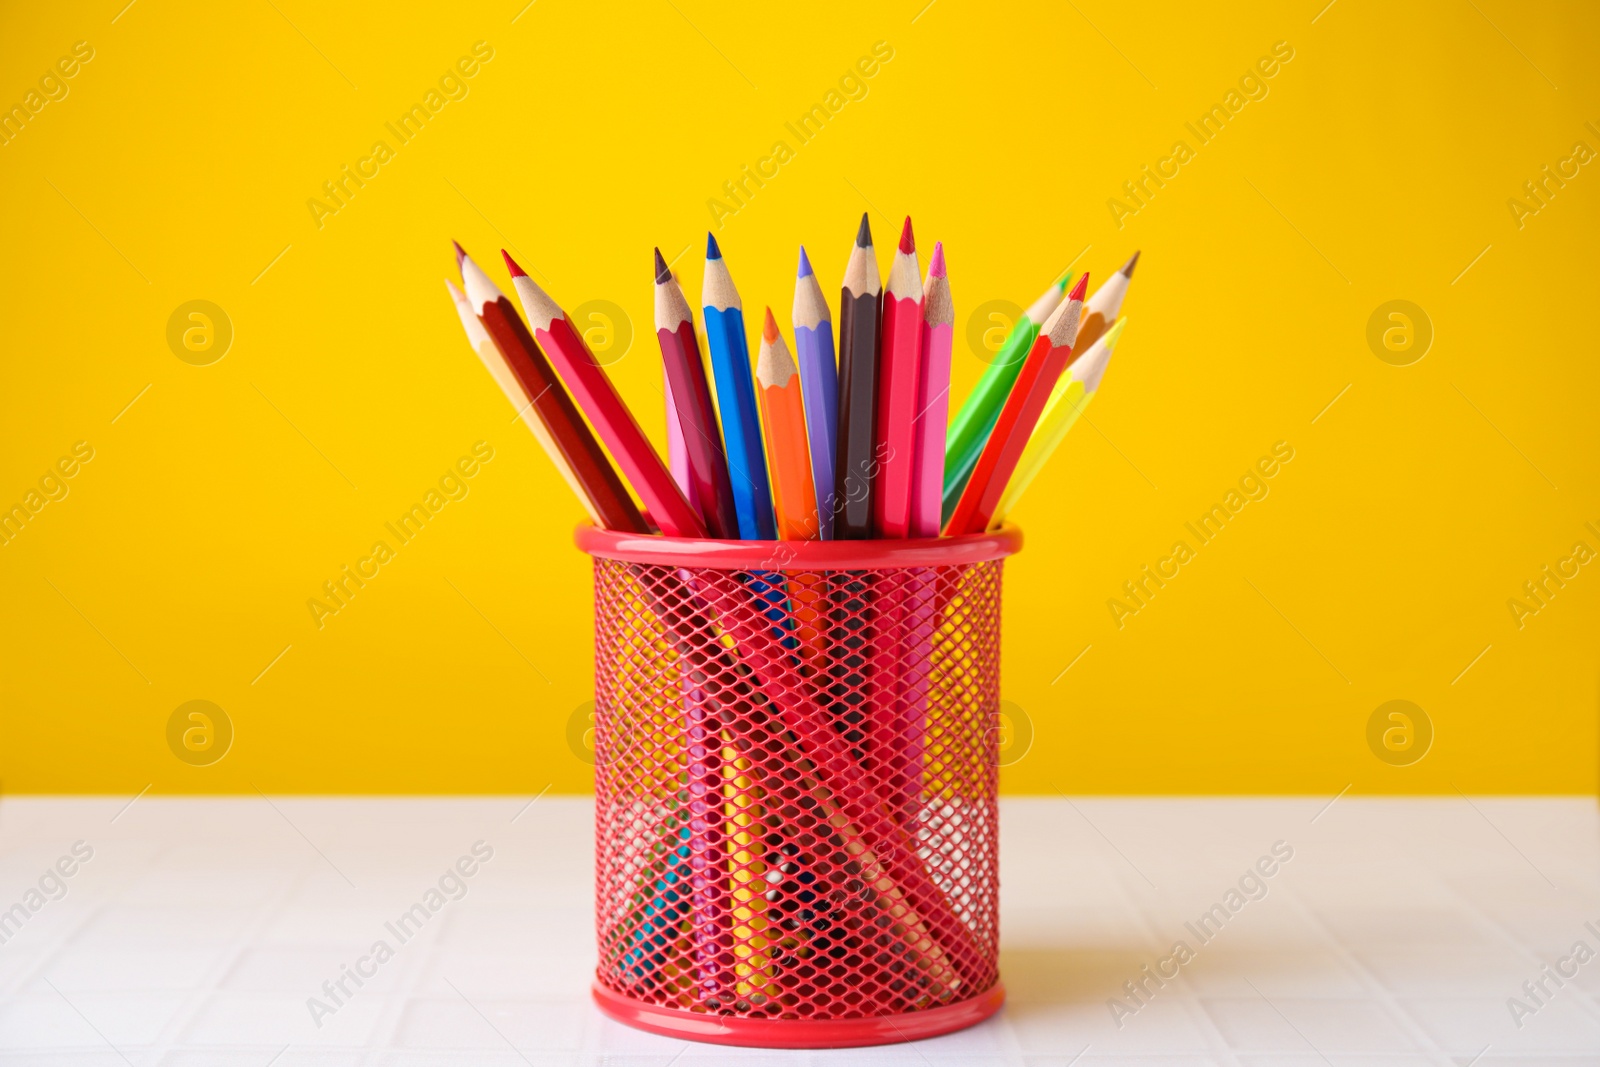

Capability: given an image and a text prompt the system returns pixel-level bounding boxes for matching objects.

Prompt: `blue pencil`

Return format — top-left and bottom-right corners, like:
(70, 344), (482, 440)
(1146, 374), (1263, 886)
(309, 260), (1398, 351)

(792, 247), (838, 540)
(702, 234), (776, 541)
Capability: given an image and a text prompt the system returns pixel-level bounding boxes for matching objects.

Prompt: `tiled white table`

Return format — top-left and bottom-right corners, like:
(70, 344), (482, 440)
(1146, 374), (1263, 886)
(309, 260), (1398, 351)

(1, 796), (1597, 1064)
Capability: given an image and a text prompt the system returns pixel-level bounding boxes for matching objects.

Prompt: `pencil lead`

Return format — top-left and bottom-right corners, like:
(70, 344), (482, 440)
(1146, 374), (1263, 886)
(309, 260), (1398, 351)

(897, 216), (915, 254)
(500, 249), (528, 278)
(1068, 272), (1089, 301)
(855, 212), (872, 247)
(705, 232), (722, 260)
(653, 247), (671, 284)
(928, 241), (946, 278)
(1102, 317), (1128, 347)
(762, 306), (779, 343)
(1052, 267), (1072, 289)
(797, 245), (814, 278)
(1120, 250), (1141, 278)
(452, 240), (467, 269)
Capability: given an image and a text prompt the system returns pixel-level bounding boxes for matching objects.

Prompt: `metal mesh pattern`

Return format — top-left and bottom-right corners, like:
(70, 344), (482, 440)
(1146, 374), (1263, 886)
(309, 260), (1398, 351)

(590, 553), (1005, 1021)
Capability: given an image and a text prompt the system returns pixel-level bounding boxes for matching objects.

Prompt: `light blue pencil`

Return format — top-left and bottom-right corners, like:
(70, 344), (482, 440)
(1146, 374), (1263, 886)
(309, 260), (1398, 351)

(792, 247), (838, 540)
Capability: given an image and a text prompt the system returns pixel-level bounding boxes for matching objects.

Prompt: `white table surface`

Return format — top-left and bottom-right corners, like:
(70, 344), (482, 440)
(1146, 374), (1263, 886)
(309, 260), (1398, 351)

(1, 795), (1597, 1065)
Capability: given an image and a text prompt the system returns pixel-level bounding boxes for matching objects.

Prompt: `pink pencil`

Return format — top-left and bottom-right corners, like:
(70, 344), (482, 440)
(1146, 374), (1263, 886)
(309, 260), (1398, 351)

(910, 242), (953, 539)
(894, 242), (954, 829)
(502, 251), (706, 539)
(664, 368), (703, 516)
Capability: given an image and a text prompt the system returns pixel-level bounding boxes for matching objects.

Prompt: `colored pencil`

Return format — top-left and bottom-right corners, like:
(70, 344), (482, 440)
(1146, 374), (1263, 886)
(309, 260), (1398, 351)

(892, 241), (953, 829)
(757, 308), (828, 669)
(942, 271), (1070, 524)
(834, 214), (882, 540)
(910, 241), (953, 539)
(504, 251), (706, 540)
(620, 823), (692, 984)
(655, 248), (740, 540)
(613, 548), (966, 1000)
(944, 273), (1088, 537)
(457, 245), (647, 534)
(1074, 250), (1138, 354)
(446, 277), (601, 527)
(873, 217), (924, 541)
(696, 566), (984, 990)
(663, 369), (701, 514)
(994, 318), (1125, 525)
(756, 309), (818, 540)
(792, 247), (838, 540)
(702, 235), (776, 540)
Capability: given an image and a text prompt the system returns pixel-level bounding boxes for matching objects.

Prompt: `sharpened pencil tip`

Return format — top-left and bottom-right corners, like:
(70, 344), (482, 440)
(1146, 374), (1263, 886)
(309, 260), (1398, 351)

(855, 212), (872, 247)
(797, 246), (813, 278)
(452, 240), (467, 268)
(898, 216), (915, 254)
(1069, 273), (1089, 301)
(654, 247), (670, 284)
(928, 241), (946, 278)
(501, 249), (527, 278)
(706, 232), (722, 260)
(1120, 250), (1140, 278)
(762, 306), (779, 343)
(1102, 317), (1127, 347)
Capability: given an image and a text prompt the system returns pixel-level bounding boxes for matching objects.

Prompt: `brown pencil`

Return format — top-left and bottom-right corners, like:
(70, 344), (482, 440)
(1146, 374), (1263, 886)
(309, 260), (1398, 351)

(834, 213), (882, 540)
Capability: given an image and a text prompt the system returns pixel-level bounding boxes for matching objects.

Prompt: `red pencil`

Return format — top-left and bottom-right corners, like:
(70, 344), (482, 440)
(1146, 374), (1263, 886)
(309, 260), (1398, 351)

(873, 217), (924, 540)
(503, 251), (706, 540)
(457, 244), (647, 534)
(943, 273), (1088, 537)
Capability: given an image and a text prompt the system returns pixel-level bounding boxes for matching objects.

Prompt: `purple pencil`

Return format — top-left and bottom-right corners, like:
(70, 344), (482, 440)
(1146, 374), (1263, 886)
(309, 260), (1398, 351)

(792, 247), (838, 540)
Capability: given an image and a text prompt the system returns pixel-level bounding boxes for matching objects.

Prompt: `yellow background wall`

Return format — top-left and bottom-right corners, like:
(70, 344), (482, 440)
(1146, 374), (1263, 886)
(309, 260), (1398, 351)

(2, 0), (1595, 795)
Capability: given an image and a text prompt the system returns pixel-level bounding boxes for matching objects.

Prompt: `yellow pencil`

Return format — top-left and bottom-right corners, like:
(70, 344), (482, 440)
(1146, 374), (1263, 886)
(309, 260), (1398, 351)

(991, 318), (1125, 526)
(723, 742), (775, 1004)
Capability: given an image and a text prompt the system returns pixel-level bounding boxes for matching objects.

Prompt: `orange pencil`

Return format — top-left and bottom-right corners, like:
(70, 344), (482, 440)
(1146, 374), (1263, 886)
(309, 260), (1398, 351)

(756, 308), (826, 669)
(756, 308), (818, 541)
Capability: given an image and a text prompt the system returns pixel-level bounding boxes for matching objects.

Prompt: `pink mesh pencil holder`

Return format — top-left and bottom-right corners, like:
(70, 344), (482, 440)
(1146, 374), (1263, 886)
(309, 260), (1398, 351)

(575, 524), (1022, 1048)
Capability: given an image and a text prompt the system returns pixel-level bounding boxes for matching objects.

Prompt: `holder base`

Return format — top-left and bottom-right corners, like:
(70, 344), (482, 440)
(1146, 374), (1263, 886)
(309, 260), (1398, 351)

(591, 981), (1006, 1048)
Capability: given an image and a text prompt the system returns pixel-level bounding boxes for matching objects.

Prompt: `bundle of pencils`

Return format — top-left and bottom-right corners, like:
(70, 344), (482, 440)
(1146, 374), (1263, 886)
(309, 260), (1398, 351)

(447, 220), (1142, 1010)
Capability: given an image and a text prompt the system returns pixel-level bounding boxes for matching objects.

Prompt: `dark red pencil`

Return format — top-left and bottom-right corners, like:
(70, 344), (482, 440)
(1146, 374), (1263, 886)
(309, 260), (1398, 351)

(653, 248), (740, 540)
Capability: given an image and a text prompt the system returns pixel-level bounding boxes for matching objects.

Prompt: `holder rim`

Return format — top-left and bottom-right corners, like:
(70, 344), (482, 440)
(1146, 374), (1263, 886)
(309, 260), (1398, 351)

(574, 523), (1022, 569)
(591, 980), (1005, 1048)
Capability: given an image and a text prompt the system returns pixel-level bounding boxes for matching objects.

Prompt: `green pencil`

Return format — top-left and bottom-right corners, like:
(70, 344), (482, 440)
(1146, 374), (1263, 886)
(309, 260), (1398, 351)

(941, 271), (1071, 523)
